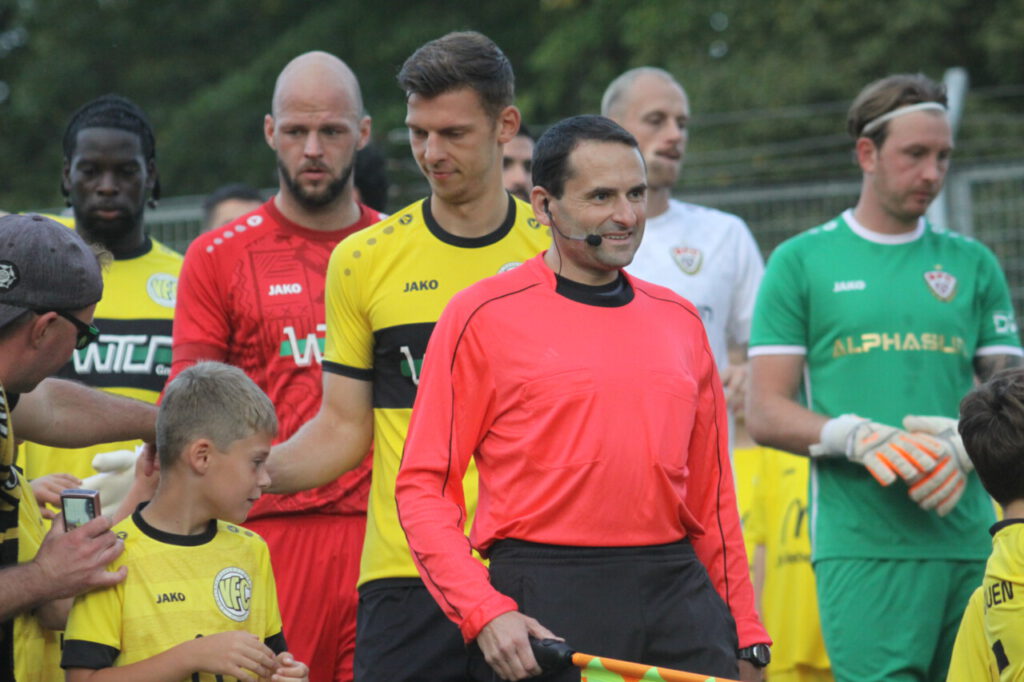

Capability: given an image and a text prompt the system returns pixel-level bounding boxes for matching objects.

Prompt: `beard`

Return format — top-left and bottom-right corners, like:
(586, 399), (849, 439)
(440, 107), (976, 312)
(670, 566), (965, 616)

(73, 204), (144, 247)
(278, 157), (354, 211)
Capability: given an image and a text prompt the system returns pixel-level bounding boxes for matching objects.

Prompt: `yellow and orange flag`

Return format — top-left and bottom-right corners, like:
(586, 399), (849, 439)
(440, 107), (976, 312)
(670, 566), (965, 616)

(575, 652), (737, 682)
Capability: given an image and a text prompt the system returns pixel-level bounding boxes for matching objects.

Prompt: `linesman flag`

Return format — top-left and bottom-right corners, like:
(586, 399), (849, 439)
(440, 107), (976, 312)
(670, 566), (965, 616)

(532, 639), (740, 682)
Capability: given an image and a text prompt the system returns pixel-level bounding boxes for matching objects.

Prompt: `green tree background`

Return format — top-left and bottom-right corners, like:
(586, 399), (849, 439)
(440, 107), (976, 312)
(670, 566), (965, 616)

(1, 0), (1022, 209)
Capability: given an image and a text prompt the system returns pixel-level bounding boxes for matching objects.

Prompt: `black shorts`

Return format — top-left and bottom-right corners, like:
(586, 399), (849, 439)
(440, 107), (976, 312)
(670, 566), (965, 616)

(470, 539), (739, 682)
(354, 578), (472, 681)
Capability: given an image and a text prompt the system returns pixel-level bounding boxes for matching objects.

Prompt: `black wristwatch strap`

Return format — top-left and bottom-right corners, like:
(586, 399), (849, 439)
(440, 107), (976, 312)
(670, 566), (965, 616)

(737, 643), (771, 667)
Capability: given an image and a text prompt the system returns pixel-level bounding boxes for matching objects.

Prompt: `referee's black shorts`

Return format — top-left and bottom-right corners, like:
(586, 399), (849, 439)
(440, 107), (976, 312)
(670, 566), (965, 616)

(354, 578), (472, 681)
(469, 538), (739, 682)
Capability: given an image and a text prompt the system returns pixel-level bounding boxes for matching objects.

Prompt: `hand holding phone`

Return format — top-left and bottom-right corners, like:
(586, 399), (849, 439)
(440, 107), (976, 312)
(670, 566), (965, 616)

(61, 488), (101, 531)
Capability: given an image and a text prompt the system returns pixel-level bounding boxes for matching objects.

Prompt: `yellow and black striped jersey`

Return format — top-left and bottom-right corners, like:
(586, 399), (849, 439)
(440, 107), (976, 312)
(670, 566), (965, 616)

(323, 194), (548, 586)
(15, 475), (62, 682)
(0, 384), (19, 676)
(24, 237), (181, 484)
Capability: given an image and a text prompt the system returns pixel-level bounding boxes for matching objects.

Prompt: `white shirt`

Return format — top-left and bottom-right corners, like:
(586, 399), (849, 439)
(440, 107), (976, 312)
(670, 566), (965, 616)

(628, 199), (765, 370)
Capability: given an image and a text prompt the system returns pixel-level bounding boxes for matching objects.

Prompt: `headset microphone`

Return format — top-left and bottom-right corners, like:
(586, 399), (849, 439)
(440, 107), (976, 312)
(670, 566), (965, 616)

(544, 200), (603, 247)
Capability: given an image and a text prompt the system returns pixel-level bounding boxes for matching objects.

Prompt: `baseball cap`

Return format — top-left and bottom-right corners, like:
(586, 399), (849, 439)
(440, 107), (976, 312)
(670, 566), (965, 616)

(0, 213), (104, 329)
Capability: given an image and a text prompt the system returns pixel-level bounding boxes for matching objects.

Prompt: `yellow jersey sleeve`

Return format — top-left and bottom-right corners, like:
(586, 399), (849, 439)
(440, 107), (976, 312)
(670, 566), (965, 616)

(323, 225), (375, 374)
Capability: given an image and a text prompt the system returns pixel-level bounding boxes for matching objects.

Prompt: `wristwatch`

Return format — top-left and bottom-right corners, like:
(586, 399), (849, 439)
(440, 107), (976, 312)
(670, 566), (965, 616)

(737, 643), (771, 668)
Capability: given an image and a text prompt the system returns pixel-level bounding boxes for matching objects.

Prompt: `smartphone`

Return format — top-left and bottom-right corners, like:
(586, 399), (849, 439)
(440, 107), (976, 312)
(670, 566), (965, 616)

(61, 488), (101, 531)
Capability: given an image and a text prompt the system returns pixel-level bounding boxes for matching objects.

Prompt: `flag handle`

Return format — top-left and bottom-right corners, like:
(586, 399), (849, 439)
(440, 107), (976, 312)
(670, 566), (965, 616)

(530, 638), (741, 682)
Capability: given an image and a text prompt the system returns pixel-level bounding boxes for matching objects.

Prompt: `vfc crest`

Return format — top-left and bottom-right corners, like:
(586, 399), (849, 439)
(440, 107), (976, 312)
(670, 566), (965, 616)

(671, 246), (703, 275)
(924, 267), (957, 302)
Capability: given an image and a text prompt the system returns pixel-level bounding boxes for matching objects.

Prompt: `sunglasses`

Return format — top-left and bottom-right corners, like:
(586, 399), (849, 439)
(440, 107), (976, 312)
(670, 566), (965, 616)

(37, 309), (100, 350)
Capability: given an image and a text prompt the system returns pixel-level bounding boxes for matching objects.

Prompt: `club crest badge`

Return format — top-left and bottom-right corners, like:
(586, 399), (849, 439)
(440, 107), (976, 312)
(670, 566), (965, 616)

(671, 246), (703, 275)
(213, 566), (253, 622)
(0, 261), (19, 291)
(924, 268), (957, 302)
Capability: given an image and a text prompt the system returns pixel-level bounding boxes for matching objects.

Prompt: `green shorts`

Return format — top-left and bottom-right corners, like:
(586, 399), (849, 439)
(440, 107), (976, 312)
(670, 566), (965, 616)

(814, 557), (983, 682)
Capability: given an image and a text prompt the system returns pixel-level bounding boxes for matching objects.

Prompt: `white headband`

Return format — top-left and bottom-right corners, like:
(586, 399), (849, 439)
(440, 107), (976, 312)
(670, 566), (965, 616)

(861, 101), (947, 135)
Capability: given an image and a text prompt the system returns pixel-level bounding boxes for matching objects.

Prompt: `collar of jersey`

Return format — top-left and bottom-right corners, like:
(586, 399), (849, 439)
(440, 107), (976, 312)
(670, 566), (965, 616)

(552, 268), (634, 307)
(990, 518), (1024, 537)
(133, 502), (218, 546)
(423, 192), (516, 248)
(842, 209), (925, 245)
(263, 198), (371, 242)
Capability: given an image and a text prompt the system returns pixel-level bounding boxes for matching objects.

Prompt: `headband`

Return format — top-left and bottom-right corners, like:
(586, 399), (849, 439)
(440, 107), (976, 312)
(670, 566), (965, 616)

(861, 101), (947, 135)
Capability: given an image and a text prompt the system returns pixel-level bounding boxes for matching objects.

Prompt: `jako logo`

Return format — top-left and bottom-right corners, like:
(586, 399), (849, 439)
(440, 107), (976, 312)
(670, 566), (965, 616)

(156, 592), (186, 604)
(213, 567), (252, 622)
(833, 280), (866, 292)
(268, 283), (303, 296)
(403, 280), (439, 292)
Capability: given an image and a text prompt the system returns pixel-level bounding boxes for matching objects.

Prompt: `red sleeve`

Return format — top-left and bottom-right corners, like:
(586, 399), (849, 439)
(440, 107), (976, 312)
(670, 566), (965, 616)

(686, 336), (771, 648)
(395, 297), (517, 643)
(169, 239), (231, 384)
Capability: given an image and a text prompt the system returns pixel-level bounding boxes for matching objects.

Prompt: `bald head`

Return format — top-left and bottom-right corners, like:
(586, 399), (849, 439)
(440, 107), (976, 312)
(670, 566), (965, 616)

(272, 51), (364, 117)
(601, 67), (690, 199)
(601, 67), (683, 120)
(265, 51), (372, 218)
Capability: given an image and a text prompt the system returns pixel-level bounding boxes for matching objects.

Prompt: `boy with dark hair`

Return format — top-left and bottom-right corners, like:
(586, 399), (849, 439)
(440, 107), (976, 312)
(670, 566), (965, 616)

(61, 362), (308, 681)
(948, 368), (1024, 680)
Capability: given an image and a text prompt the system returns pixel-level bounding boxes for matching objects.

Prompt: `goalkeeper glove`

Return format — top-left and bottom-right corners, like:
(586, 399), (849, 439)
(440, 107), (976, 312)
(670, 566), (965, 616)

(903, 415), (971, 516)
(810, 414), (941, 486)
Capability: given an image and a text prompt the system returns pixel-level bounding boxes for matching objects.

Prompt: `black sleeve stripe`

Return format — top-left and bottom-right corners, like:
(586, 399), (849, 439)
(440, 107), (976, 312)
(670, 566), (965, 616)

(61, 639), (120, 669)
(993, 639), (1010, 672)
(323, 360), (373, 381)
(264, 631), (288, 655)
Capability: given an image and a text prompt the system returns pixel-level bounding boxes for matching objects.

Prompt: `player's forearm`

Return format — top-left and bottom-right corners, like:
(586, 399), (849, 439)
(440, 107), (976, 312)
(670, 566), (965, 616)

(746, 392), (826, 456)
(266, 412), (372, 494)
(35, 595), (73, 631)
(66, 652), (197, 682)
(15, 378), (156, 448)
(0, 561), (55, 621)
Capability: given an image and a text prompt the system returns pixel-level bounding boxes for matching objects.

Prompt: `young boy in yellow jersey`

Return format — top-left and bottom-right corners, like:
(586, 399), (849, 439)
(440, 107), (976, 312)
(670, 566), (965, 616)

(61, 362), (308, 681)
(948, 367), (1024, 681)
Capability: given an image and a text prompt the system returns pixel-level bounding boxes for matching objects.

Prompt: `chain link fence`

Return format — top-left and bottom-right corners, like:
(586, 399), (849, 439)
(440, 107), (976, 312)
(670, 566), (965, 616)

(142, 160), (1024, 333)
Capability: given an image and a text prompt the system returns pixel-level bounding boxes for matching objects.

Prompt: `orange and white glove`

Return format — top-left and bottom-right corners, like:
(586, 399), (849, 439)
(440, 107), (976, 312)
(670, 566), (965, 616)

(903, 415), (971, 516)
(810, 414), (942, 486)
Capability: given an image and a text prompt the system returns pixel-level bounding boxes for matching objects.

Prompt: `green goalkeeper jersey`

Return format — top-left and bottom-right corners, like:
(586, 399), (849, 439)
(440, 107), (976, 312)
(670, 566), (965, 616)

(750, 210), (1022, 561)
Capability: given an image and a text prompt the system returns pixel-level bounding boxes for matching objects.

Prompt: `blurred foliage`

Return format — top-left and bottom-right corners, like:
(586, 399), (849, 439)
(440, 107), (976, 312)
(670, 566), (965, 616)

(1, 0), (1023, 208)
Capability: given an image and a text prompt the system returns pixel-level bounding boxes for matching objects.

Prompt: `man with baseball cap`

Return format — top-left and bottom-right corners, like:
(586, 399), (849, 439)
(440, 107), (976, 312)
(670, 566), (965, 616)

(0, 213), (158, 678)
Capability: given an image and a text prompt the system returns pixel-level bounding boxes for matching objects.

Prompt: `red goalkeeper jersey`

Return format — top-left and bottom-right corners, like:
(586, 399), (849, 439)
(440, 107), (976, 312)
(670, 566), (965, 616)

(397, 254), (766, 646)
(172, 199), (382, 518)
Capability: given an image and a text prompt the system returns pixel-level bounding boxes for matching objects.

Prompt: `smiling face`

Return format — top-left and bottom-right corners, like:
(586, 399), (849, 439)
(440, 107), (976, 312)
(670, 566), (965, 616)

(535, 140), (647, 285)
(63, 127), (154, 246)
(611, 73), (689, 191)
(860, 110), (952, 224)
(406, 87), (517, 207)
(204, 430), (273, 525)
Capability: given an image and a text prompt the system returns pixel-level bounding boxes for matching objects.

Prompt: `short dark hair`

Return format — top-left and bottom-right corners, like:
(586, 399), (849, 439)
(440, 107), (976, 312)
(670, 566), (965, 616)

(847, 73), (947, 148)
(516, 122), (533, 141)
(354, 143), (390, 213)
(532, 115), (639, 199)
(62, 94), (160, 201)
(202, 183), (264, 224)
(958, 368), (1024, 507)
(397, 31), (514, 120)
